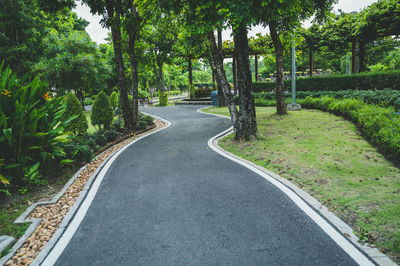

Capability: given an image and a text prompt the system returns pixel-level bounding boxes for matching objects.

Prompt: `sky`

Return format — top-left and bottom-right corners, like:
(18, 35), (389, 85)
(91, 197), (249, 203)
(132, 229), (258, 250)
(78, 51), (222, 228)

(73, 0), (379, 45)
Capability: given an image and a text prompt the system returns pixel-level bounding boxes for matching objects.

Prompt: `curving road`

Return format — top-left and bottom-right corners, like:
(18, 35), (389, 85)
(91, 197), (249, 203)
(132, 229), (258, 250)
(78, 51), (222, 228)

(52, 105), (366, 265)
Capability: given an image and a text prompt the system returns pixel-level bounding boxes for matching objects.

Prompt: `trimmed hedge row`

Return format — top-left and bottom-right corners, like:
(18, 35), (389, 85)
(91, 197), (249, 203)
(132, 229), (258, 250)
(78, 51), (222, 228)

(298, 96), (400, 161)
(253, 71), (400, 92)
(254, 89), (400, 110)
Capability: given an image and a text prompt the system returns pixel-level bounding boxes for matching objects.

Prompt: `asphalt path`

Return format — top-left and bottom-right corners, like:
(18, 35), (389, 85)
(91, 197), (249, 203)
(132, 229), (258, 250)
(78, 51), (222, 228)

(54, 105), (361, 266)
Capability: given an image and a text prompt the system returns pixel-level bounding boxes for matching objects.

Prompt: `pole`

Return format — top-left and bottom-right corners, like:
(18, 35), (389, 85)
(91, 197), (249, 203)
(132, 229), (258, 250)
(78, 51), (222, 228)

(291, 39), (296, 105)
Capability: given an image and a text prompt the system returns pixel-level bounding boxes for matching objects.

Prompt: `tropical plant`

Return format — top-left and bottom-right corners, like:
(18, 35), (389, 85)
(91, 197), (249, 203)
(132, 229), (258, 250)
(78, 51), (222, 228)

(0, 63), (74, 193)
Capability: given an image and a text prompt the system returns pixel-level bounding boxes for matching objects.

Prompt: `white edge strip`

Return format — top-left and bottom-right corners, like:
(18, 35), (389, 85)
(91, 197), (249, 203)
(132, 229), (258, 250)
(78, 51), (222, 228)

(198, 106), (376, 266)
(41, 114), (171, 266)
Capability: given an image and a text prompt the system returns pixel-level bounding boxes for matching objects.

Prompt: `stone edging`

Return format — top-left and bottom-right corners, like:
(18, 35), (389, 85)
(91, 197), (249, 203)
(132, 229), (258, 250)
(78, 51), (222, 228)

(0, 120), (165, 266)
(198, 107), (396, 266)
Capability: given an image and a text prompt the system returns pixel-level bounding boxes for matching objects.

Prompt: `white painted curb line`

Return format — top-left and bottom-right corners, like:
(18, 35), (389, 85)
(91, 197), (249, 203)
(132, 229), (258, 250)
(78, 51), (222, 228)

(198, 107), (396, 266)
(39, 114), (171, 266)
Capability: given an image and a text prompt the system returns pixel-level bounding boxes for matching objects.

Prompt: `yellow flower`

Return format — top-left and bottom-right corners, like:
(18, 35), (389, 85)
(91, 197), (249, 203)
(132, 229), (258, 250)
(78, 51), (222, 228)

(1, 89), (11, 98)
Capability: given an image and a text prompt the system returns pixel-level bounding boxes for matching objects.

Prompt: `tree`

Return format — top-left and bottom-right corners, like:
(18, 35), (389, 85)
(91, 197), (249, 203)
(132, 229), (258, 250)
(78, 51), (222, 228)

(83, 0), (134, 130)
(254, 0), (336, 115)
(35, 29), (106, 106)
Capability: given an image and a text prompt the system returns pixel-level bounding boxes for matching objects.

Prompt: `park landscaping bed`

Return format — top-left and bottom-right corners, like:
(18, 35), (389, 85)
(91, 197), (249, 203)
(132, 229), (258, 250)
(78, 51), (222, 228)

(0, 119), (163, 265)
(204, 106), (400, 264)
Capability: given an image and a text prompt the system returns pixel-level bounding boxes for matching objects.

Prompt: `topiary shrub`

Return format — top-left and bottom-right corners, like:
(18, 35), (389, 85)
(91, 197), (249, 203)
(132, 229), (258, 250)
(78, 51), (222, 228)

(62, 93), (88, 135)
(159, 92), (168, 106)
(109, 91), (118, 111)
(91, 91), (113, 130)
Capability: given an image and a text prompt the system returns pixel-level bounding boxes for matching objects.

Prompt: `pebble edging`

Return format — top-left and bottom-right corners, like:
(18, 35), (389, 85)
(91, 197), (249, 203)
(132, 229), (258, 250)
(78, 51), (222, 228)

(0, 120), (165, 266)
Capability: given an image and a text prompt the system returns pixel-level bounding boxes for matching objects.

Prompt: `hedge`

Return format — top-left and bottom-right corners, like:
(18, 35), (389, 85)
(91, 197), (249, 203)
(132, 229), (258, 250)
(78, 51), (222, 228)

(62, 93), (88, 135)
(253, 89), (400, 111)
(253, 70), (400, 92)
(299, 96), (400, 161)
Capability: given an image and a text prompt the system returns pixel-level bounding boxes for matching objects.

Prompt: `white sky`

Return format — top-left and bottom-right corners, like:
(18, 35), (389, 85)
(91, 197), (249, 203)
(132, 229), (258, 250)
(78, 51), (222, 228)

(73, 0), (378, 45)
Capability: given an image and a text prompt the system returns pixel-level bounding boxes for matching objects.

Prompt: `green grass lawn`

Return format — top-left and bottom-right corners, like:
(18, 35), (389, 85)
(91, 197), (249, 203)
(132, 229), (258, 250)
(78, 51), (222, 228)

(204, 106), (400, 263)
(85, 111), (96, 134)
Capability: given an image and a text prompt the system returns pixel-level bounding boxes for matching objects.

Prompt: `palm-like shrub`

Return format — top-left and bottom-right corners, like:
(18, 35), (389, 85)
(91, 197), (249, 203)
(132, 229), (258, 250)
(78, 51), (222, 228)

(91, 91), (113, 130)
(63, 93), (88, 135)
(0, 63), (74, 194)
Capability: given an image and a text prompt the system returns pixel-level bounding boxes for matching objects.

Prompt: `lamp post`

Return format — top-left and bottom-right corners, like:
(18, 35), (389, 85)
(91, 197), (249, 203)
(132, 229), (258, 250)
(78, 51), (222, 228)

(287, 34), (301, 111)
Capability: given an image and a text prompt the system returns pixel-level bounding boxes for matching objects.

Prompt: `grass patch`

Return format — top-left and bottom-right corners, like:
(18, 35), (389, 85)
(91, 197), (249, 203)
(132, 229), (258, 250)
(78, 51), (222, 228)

(85, 111), (96, 134)
(204, 106), (400, 263)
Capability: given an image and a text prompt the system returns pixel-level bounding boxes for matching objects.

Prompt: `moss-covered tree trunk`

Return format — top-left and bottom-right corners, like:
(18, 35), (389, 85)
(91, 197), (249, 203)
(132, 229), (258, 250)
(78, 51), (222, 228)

(233, 22), (257, 140)
(105, 0), (133, 130)
(127, 3), (140, 129)
(207, 31), (238, 131)
(217, 29), (226, 107)
(269, 21), (287, 115)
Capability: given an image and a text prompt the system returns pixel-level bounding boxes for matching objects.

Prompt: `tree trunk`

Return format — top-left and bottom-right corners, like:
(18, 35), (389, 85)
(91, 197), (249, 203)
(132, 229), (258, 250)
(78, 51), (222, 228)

(126, 4), (140, 129)
(352, 39), (357, 74)
(217, 30), (226, 106)
(233, 22), (257, 140)
(105, 0), (133, 130)
(233, 55), (237, 95)
(255, 54), (258, 81)
(207, 31), (238, 131)
(269, 22), (287, 115)
(358, 41), (366, 73)
(156, 57), (165, 93)
(309, 46), (314, 76)
(188, 57), (193, 98)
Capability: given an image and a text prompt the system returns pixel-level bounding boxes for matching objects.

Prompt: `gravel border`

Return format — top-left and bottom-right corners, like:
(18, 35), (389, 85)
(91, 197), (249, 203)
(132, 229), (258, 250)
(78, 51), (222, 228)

(0, 121), (165, 266)
(199, 107), (397, 266)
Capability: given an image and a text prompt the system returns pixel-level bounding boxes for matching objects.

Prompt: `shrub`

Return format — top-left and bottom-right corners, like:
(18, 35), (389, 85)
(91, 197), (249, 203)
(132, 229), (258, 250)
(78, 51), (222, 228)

(159, 92), (168, 106)
(138, 112), (154, 130)
(138, 89), (149, 99)
(193, 85), (214, 98)
(83, 98), (93, 106)
(253, 70), (400, 92)
(62, 93), (88, 135)
(299, 96), (400, 161)
(109, 91), (118, 110)
(0, 64), (74, 192)
(91, 91), (113, 130)
(64, 138), (93, 164)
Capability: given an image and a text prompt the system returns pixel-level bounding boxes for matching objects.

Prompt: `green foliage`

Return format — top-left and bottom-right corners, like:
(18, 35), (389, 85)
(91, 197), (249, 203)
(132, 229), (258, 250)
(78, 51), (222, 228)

(299, 96), (400, 161)
(83, 98), (93, 106)
(158, 92), (168, 106)
(138, 112), (154, 130)
(91, 91), (113, 130)
(109, 91), (118, 110)
(0, 64), (74, 193)
(138, 89), (149, 99)
(62, 93), (88, 135)
(253, 71), (400, 92)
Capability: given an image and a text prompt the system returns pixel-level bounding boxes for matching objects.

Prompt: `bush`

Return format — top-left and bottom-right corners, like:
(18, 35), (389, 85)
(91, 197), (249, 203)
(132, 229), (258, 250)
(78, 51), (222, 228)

(253, 89), (400, 111)
(159, 92), (168, 106)
(0, 63), (74, 192)
(138, 112), (154, 130)
(299, 96), (400, 161)
(83, 98), (93, 106)
(109, 91), (118, 110)
(253, 71), (400, 92)
(138, 90), (149, 99)
(64, 138), (93, 164)
(91, 91), (113, 130)
(62, 93), (88, 135)
(193, 85), (214, 98)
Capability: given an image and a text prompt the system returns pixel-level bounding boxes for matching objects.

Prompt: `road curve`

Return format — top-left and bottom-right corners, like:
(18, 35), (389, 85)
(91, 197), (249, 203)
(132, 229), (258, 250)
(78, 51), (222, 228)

(52, 105), (364, 266)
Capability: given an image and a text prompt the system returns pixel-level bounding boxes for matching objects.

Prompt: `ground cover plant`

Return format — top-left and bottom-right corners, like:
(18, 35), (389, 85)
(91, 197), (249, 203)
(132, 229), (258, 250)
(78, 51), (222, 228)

(204, 106), (400, 263)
